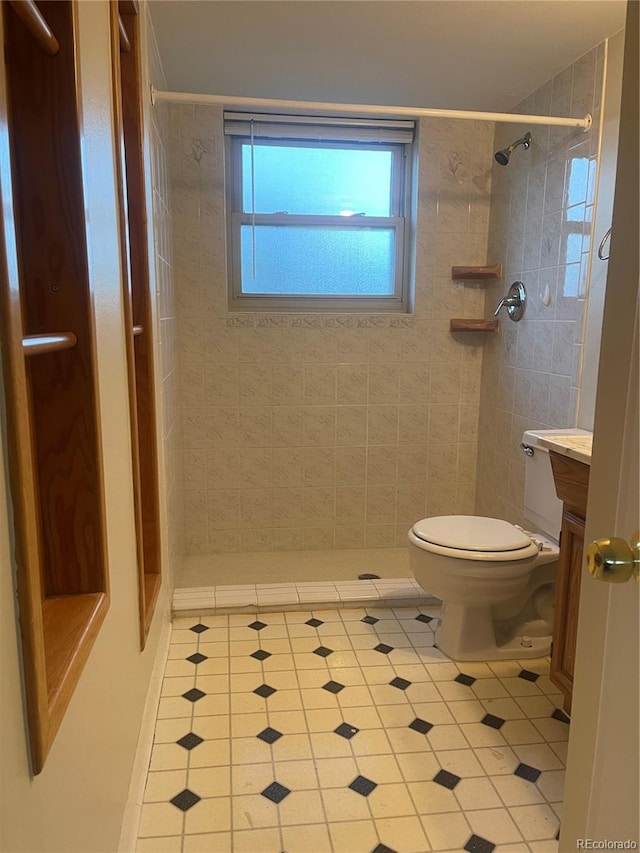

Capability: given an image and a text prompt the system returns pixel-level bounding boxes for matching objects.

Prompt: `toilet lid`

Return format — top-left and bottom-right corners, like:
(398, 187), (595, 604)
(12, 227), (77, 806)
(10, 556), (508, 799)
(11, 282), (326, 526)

(411, 516), (533, 553)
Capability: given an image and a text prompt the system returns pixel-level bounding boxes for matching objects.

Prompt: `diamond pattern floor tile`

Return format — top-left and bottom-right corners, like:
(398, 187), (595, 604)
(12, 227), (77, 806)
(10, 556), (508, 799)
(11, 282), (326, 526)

(251, 649), (271, 661)
(433, 768), (462, 789)
(482, 713), (506, 729)
(257, 727), (283, 744)
(551, 708), (570, 723)
(140, 605), (566, 853)
(313, 646), (333, 657)
(408, 717), (433, 735)
(349, 775), (377, 796)
(334, 722), (359, 739)
(519, 669), (540, 682)
(182, 688), (206, 703)
(169, 789), (201, 811)
(464, 834), (496, 853)
(186, 652), (208, 664)
(176, 733), (204, 751)
(261, 781), (291, 803)
(515, 762), (542, 782)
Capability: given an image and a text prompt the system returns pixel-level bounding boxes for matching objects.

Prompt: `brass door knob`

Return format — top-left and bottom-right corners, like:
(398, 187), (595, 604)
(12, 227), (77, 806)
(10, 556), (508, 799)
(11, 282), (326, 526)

(587, 533), (640, 583)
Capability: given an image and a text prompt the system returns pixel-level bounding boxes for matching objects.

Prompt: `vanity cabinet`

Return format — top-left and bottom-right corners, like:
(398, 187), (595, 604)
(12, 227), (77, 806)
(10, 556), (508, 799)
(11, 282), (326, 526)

(548, 451), (590, 713)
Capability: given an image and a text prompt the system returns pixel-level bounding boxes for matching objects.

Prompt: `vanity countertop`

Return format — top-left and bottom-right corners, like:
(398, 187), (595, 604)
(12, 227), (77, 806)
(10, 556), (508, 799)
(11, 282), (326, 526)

(537, 430), (593, 465)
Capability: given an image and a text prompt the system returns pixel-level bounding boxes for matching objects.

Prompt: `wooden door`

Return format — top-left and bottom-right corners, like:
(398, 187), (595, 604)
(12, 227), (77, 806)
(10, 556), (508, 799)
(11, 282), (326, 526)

(562, 3), (639, 843)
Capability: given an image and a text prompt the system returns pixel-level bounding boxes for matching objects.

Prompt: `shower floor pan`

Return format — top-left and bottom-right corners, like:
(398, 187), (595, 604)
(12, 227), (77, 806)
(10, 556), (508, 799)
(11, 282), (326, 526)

(178, 547), (409, 587)
(172, 547), (438, 615)
(173, 577), (437, 616)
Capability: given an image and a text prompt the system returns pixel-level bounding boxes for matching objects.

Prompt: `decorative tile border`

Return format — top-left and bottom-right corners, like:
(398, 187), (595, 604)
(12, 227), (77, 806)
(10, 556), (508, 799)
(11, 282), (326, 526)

(173, 578), (438, 615)
(224, 314), (416, 329)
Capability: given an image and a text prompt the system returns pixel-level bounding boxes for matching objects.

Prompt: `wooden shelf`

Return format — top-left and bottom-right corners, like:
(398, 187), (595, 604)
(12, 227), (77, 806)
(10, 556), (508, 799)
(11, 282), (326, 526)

(43, 593), (108, 708)
(143, 574), (161, 635)
(450, 318), (499, 332)
(451, 264), (502, 280)
(1, 0), (109, 774)
(113, 2), (162, 649)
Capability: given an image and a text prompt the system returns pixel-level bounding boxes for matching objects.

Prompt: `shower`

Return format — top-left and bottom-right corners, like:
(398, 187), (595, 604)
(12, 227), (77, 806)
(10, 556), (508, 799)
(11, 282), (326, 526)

(494, 131), (532, 165)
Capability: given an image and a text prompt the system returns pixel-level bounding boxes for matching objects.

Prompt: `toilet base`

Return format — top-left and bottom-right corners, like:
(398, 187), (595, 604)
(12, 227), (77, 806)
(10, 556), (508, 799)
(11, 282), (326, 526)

(434, 602), (551, 661)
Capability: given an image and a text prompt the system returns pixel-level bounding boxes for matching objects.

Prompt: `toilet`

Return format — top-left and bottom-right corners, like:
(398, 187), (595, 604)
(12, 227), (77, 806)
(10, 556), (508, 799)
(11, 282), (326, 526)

(408, 430), (564, 661)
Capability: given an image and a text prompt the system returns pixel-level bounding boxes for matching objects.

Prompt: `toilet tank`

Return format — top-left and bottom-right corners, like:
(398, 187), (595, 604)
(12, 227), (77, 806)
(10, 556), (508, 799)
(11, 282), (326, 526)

(522, 429), (563, 541)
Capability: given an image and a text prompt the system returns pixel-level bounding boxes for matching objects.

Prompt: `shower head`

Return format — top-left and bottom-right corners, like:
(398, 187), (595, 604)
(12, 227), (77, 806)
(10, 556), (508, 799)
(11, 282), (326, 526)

(494, 132), (532, 166)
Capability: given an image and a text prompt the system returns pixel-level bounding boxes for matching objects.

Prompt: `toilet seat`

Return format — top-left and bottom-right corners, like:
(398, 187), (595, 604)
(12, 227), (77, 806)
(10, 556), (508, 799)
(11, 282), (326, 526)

(410, 515), (540, 562)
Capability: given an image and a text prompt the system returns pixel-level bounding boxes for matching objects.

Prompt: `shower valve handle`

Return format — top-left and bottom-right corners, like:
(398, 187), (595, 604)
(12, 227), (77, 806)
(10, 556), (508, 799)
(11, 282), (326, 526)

(493, 281), (526, 322)
(493, 295), (521, 315)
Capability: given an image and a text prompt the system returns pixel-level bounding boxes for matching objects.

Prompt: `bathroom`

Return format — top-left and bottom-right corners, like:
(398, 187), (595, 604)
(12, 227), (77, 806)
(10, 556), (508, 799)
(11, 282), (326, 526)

(165, 18), (611, 596)
(0, 2), (637, 852)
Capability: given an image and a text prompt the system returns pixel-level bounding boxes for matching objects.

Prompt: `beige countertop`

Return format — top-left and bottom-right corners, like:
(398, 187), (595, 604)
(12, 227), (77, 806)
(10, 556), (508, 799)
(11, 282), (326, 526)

(537, 430), (593, 465)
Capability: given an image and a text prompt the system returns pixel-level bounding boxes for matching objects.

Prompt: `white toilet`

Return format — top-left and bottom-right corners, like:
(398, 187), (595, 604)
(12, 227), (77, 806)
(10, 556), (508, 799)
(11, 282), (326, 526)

(408, 430), (564, 661)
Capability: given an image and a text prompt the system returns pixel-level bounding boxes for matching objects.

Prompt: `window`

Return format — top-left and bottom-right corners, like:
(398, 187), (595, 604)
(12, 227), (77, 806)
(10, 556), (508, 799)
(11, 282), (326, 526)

(225, 113), (415, 311)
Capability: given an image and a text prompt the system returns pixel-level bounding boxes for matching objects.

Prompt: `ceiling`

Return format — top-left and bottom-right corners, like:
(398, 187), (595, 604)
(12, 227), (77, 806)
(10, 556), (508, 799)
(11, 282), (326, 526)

(149, 1), (626, 113)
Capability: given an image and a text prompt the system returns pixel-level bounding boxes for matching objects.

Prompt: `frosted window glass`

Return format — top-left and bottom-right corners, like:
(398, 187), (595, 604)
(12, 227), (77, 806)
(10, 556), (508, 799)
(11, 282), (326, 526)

(241, 144), (392, 216)
(566, 156), (589, 207)
(240, 226), (395, 295)
(565, 232), (583, 264)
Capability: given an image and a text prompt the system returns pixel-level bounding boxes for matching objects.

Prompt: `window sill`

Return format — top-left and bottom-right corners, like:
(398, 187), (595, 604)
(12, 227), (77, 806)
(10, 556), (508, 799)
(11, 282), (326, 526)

(228, 296), (409, 314)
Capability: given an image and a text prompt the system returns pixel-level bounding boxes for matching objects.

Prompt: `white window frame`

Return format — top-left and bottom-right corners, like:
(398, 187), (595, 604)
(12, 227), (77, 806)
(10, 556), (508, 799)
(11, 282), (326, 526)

(224, 114), (414, 312)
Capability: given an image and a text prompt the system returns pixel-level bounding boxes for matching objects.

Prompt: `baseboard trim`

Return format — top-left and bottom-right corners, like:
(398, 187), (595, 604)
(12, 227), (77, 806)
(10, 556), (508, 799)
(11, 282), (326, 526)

(117, 618), (172, 853)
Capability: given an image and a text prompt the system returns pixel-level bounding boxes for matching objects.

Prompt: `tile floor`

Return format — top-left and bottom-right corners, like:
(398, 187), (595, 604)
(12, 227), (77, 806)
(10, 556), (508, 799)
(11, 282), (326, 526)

(137, 607), (568, 853)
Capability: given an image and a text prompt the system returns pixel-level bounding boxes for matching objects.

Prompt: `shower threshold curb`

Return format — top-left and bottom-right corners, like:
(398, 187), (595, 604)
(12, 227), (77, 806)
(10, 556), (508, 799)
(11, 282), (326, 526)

(172, 577), (439, 616)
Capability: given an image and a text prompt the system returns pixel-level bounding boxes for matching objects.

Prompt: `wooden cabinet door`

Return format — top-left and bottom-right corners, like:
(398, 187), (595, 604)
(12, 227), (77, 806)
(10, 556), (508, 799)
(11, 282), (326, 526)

(550, 510), (585, 711)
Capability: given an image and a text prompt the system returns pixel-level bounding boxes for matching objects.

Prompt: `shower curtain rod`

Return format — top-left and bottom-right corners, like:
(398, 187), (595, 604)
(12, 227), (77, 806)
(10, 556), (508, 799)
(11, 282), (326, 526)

(151, 86), (592, 131)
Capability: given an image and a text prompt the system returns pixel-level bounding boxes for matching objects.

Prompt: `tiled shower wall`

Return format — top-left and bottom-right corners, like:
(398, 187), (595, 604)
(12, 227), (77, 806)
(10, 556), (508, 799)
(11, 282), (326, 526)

(475, 45), (605, 524)
(146, 16), (183, 569)
(170, 109), (495, 556)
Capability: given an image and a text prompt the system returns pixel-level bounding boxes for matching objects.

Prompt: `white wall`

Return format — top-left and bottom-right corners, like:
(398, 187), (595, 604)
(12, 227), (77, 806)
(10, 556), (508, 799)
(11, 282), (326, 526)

(0, 4), (170, 851)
